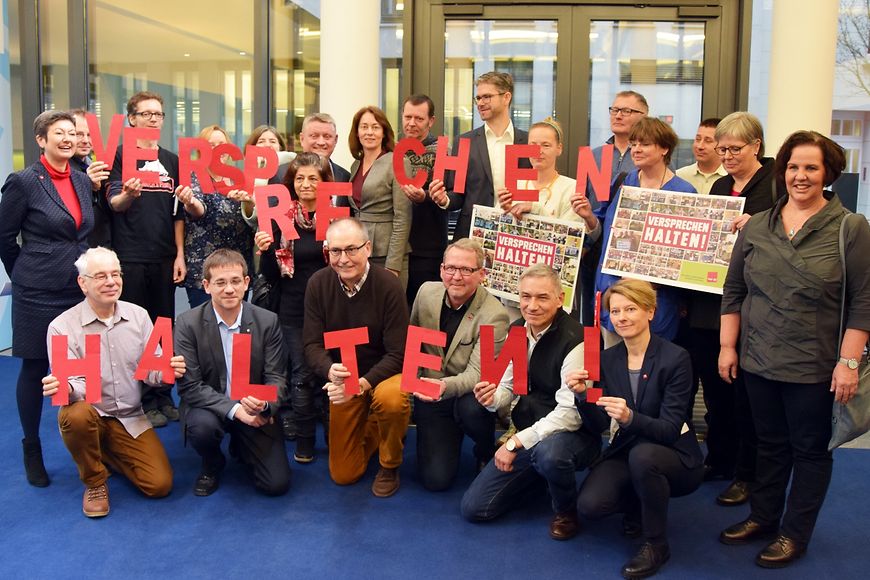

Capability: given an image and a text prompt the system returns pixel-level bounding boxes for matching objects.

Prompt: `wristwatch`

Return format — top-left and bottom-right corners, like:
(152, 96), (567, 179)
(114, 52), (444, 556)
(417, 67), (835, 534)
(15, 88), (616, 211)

(838, 356), (859, 370)
(505, 437), (518, 452)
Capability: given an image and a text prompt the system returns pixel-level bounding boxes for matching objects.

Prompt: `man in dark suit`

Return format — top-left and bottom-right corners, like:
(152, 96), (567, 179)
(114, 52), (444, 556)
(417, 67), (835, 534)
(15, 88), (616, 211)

(410, 238), (510, 490)
(175, 249), (290, 497)
(430, 71), (530, 240)
(273, 113), (351, 184)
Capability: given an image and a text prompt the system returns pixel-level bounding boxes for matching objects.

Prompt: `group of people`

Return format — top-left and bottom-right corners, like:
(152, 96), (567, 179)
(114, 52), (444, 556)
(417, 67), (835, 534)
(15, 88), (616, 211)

(1, 69), (868, 579)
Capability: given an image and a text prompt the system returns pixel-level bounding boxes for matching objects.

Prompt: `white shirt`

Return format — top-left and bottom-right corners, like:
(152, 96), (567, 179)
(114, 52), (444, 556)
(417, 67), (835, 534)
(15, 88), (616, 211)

(485, 120), (515, 206)
(488, 322), (584, 449)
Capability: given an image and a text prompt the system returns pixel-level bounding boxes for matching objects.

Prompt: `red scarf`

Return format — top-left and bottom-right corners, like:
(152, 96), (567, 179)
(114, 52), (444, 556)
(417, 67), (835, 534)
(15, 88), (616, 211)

(274, 201), (318, 277)
(40, 155), (82, 228)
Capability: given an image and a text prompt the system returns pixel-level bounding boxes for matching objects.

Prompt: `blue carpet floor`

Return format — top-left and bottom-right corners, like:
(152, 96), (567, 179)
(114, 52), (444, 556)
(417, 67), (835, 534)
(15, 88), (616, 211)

(0, 355), (868, 579)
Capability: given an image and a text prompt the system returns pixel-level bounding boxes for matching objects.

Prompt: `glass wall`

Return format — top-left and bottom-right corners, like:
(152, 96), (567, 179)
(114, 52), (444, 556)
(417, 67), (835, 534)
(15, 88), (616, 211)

(272, 0), (321, 151)
(7, 0), (23, 170)
(588, 20), (705, 168)
(442, 20), (558, 144)
(381, 0), (404, 131)
(39, 0), (69, 111)
(87, 0), (255, 149)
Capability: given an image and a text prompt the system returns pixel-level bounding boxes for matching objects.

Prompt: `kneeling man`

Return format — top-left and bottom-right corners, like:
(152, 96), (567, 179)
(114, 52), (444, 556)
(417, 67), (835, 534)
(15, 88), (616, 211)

(175, 249), (290, 497)
(410, 238), (509, 490)
(43, 247), (183, 517)
(461, 264), (601, 539)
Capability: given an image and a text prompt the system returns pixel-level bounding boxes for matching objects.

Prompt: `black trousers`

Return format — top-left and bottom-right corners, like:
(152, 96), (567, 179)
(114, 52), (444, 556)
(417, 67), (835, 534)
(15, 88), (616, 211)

(743, 371), (834, 545)
(406, 255), (441, 307)
(121, 259), (177, 411)
(413, 392), (496, 491)
(184, 407), (291, 496)
(577, 443), (703, 544)
(687, 328), (756, 480)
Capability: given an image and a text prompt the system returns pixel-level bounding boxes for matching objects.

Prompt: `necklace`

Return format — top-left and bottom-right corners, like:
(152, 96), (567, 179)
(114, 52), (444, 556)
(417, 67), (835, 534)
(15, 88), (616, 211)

(535, 173), (560, 210)
(640, 168), (668, 189)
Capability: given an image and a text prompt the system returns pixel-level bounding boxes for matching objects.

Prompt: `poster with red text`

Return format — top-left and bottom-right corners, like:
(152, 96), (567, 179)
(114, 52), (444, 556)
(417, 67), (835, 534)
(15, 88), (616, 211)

(601, 186), (745, 294)
(469, 205), (585, 311)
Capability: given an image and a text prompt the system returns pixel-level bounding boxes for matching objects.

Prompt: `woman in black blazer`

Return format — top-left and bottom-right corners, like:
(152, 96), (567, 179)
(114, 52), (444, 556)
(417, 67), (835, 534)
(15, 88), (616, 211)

(0, 110), (94, 487)
(572, 279), (703, 579)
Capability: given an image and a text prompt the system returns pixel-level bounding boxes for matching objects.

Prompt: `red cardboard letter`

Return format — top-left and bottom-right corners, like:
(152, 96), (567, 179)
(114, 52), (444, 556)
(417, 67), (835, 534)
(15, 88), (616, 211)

(50, 334), (102, 406)
(209, 143), (246, 194)
(583, 325), (602, 382)
(244, 145), (279, 188)
(178, 137), (214, 192)
(576, 144), (613, 202)
(480, 325), (528, 395)
(230, 333), (278, 402)
(122, 127), (160, 185)
(134, 316), (175, 384)
(86, 113), (124, 169)
(254, 184), (299, 242)
(433, 136), (470, 194)
(315, 182), (352, 241)
(504, 144), (540, 202)
(401, 326), (447, 398)
(323, 327), (369, 396)
(393, 138), (427, 188)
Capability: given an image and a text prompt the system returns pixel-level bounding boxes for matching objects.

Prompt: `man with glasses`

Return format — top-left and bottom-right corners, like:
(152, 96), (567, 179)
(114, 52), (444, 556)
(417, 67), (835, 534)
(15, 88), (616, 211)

(175, 249), (291, 497)
(107, 91), (202, 428)
(41, 247), (184, 517)
(429, 71), (530, 240)
(676, 118), (727, 195)
(303, 218), (410, 497)
(69, 108), (112, 248)
(579, 90), (648, 325)
(409, 238), (509, 491)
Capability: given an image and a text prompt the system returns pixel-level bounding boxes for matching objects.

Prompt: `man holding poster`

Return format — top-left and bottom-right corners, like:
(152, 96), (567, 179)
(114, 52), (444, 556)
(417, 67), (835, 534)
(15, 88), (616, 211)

(42, 248), (183, 517)
(175, 249), (290, 498)
(461, 264), (601, 540)
(410, 238), (510, 491)
(303, 218), (410, 497)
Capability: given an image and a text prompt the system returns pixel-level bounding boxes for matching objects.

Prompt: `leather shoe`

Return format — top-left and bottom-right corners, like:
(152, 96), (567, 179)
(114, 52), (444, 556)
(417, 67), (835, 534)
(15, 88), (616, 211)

(194, 472), (220, 497)
(716, 480), (750, 506)
(83, 483), (110, 518)
(621, 542), (670, 579)
(371, 467), (400, 497)
(719, 518), (778, 545)
(294, 437), (315, 464)
(549, 511), (579, 540)
(756, 535), (806, 568)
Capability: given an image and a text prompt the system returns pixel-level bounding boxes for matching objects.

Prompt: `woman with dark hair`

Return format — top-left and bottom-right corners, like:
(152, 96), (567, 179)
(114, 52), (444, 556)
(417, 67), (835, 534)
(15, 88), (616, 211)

(573, 116), (696, 347)
(254, 152), (331, 462)
(573, 279), (703, 578)
(0, 110), (95, 486)
(246, 124), (287, 152)
(718, 131), (870, 568)
(346, 106), (412, 287)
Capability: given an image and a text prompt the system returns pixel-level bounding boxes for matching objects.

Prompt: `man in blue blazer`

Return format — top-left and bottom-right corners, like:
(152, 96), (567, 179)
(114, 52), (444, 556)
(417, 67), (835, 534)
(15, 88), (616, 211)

(430, 71), (530, 240)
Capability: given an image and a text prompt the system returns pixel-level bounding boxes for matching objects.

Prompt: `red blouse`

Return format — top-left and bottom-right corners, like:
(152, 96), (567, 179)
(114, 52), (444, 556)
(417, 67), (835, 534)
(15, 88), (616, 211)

(40, 155), (82, 228)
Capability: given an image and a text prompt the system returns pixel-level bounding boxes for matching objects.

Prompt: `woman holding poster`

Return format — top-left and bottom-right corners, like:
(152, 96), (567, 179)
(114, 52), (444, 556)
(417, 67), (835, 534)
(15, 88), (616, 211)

(0, 111), (95, 487)
(718, 131), (870, 568)
(346, 106), (412, 288)
(574, 117), (695, 346)
(573, 279), (703, 579)
(497, 117), (580, 222)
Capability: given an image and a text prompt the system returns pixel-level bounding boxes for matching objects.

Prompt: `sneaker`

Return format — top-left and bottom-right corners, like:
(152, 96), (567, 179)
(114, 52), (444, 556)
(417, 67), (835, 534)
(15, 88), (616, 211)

(146, 408), (168, 428)
(83, 483), (110, 518)
(159, 404), (180, 422)
(294, 437), (315, 464)
(371, 467), (400, 497)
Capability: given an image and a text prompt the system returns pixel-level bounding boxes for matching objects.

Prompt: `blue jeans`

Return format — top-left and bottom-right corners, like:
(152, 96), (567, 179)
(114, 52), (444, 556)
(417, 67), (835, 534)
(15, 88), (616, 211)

(461, 429), (601, 520)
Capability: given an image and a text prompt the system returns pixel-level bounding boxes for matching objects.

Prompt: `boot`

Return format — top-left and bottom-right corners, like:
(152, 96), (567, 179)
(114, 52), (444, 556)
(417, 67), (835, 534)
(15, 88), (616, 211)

(22, 437), (50, 487)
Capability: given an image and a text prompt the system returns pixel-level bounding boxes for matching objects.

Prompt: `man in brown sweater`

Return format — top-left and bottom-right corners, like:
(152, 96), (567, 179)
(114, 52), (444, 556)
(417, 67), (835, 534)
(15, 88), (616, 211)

(303, 218), (410, 496)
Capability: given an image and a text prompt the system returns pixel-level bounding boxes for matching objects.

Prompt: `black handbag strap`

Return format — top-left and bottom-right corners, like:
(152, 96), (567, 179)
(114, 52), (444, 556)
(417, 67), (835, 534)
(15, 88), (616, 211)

(837, 211), (857, 353)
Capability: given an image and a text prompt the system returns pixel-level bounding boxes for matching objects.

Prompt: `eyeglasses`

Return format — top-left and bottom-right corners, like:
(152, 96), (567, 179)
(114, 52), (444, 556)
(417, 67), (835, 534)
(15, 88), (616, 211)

(442, 265), (481, 277)
(327, 243), (367, 259)
(209, 278), (246, 290)
(608, 107), (645, 117)
(474, 93), (506, 104)
(714, 141), (756, 156)
(83, 272), (123, 283)
(133, 111), (166, 120)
